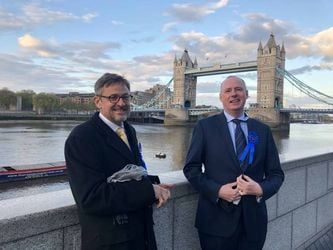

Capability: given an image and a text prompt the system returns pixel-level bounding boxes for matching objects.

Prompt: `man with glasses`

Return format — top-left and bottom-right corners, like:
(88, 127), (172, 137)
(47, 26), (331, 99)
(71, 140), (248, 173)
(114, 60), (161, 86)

(65, 73), (171, 250)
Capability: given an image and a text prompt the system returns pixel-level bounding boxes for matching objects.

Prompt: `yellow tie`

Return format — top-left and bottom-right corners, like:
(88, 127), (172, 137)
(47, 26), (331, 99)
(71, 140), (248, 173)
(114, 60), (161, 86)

(116, 127), (130, 149)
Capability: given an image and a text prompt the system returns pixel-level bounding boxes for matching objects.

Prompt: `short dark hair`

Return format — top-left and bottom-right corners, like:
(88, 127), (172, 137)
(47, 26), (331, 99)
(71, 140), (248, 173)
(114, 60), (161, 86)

(94, 73), (130, 95)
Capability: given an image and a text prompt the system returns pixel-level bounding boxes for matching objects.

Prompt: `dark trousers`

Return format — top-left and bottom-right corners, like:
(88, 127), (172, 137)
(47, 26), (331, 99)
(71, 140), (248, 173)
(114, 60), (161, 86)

(198, 215), (265, 250)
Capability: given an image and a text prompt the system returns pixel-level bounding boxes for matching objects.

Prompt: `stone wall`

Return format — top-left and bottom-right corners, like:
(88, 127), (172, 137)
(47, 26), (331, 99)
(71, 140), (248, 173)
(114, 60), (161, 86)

(0, 152), (332, 249)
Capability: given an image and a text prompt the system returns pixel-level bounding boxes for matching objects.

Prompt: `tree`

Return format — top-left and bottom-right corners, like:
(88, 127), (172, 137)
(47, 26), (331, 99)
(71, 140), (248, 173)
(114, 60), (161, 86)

(0, 88), (16, 110)
(83, 101), (97, 112)
(16, 90), (35, 111)
(60, 98), (96, 113)
(32, 93), (59, 114)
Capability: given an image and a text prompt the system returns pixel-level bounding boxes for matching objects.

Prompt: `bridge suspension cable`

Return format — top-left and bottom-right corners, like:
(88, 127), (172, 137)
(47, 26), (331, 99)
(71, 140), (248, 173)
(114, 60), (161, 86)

(133, 77), (173, 110)
(276, 68), (333, 106)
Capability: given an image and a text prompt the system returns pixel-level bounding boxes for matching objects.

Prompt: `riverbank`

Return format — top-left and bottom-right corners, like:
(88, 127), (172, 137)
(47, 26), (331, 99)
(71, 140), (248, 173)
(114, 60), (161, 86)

(1, 110), (332, 125)
(0, 111), (164, 123)
(0, 111), (92, 121)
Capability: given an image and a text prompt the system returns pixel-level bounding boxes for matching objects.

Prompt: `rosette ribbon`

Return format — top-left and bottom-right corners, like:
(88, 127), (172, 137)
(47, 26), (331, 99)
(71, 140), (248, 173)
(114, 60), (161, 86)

(138, 142), (147, 169)
(239, 131), (259, 166)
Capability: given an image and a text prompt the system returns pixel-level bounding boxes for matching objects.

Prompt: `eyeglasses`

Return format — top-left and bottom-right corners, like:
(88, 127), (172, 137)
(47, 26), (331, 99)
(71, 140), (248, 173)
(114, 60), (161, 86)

(98, 94), (133, 103)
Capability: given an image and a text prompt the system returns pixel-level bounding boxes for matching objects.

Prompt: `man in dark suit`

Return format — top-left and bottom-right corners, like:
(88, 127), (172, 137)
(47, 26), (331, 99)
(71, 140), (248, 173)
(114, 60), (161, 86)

(183, 76), (284, 250)
(65, 73), (171, 250)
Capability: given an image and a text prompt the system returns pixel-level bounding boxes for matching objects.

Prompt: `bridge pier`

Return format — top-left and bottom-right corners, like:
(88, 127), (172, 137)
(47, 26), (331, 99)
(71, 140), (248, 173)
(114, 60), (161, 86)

(164, 107), (220, 126)
(164, 108), (191, 126)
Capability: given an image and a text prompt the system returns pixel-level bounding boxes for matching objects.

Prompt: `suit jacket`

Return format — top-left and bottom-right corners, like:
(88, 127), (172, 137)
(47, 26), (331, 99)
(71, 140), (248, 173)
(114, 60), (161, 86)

(65, 112), (157, 250)
(183, 113), (284, 241)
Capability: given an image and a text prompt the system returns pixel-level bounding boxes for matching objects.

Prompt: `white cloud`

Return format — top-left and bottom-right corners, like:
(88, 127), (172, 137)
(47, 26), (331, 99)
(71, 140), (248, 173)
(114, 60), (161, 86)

(1, 3), (333, 105)
(22, 4), (78, 23)
(166, 0), (229, 22)
(18, 34), (42, 48)
(273, 27), (333, 62)
(162, 0), (229, 32)
(196, 93), (220, 107)
(170, 30), (257, 64)
(308, 27), (333, 61)
(289, 63), (333, 75)
(17, 33), (121, 60)
(284, 94), (333, 108)
(0, 7), (25, 30)
(0, 53), (86, 93)
(82, 13), (98, 23)
(234, 13), (291, 43)
(10, 23), (332, 96)
(162, 22), (178, 32)
(0, 3), (96, 31)
(111, 20), (124, 26)
(18, 33), (59, 57)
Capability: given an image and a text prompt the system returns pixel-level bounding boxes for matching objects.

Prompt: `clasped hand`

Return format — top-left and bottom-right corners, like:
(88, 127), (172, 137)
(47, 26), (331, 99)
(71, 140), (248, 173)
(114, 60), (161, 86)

(153, 184), (172, 208)
(218, 175), (263, 202)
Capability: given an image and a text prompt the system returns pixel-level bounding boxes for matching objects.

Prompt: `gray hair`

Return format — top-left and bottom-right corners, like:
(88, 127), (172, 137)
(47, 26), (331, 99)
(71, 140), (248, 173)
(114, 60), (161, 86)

(220, 75), (247, 91)
(94, 73), (130, 95)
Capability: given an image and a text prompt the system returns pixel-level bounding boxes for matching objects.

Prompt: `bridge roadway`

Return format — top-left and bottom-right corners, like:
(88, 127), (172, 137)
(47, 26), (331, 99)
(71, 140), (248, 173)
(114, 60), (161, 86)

(130, 108), (221, 121)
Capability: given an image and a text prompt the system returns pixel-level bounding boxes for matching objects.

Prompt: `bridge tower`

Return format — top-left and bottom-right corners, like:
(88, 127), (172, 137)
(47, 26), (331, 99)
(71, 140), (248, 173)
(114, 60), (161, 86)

(165, 49), (198, 125)
(257, 33), (285, 109)
(248, 33), (290, 130)
(172, 49), (197, 108)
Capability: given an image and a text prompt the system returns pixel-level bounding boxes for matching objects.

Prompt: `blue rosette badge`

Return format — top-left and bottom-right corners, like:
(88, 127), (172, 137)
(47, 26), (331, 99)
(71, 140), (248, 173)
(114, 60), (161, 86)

(138, 142), (147, 169)
(239, 131), (259, 165)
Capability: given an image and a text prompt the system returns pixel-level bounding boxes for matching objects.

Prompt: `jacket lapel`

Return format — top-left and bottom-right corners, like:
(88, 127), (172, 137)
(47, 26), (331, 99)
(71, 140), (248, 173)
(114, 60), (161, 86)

(92, 113), (134, 161)
(106, 132), (133, 161)
(124, 122), (141, 165)
(216, 113), (240, 167)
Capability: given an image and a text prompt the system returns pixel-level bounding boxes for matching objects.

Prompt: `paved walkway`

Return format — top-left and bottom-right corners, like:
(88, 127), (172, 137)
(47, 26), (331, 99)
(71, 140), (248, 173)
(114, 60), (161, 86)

(305, 226), (333, 250)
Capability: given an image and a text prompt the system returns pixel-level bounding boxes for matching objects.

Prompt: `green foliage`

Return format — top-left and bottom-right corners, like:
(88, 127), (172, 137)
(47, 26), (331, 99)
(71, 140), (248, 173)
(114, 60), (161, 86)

(59, 98), (96, 113)
(16, 90), (35, 110)
(0, 88), (16, 109)
(0, 87), (97, 113)
(32, 93), (59, 114)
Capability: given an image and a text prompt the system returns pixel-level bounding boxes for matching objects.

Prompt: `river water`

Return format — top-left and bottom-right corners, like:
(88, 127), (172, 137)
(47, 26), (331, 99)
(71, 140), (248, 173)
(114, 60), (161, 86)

(1, 120), (333, 199)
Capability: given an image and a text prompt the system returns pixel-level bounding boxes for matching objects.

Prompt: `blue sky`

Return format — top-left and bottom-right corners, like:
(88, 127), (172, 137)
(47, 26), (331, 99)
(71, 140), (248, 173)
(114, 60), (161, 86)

(0, 0), (333, 108)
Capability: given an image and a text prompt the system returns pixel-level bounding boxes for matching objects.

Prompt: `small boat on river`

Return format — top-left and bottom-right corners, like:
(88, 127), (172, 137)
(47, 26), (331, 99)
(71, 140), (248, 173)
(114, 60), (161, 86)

(0, 162), (66, 183)
(155, 152), (166, 159)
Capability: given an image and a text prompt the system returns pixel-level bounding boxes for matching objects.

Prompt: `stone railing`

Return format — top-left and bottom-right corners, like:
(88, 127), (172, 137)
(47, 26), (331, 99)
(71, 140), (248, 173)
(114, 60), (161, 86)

(0, 152), (332, 249)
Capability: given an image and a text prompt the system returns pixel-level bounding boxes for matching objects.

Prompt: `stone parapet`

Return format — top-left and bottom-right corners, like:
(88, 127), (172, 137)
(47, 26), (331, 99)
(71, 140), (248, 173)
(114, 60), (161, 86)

(1, 153), (333, 249)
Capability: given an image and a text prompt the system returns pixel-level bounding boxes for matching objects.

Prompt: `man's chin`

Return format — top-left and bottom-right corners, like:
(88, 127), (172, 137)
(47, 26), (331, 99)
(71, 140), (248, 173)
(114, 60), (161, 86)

(116, 115), (128, 122)
(227, 104), (242, 111)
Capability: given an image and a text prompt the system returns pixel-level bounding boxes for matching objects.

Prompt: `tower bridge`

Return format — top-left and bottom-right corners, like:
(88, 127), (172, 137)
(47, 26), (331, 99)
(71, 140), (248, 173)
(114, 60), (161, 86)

(164, 33), (289, 129)
(135, 33), (333, 129)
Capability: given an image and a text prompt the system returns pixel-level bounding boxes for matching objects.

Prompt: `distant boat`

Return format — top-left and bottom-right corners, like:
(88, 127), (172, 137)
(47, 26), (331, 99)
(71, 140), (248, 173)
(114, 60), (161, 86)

(0, 162), (66, 183)
(155, 153), (166, 159)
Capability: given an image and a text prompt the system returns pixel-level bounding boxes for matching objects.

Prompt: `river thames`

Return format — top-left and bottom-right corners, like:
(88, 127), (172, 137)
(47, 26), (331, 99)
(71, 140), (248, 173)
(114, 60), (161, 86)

(1, 120), (333, 199)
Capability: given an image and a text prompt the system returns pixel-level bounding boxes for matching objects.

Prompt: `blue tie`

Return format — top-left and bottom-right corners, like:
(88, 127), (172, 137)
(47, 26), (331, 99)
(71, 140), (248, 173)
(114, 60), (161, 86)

(232, 119), (247, 158)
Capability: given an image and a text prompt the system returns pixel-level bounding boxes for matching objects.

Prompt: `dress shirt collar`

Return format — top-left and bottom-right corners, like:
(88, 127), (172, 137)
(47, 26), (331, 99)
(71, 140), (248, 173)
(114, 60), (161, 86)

(224, 111), (248, 123)
(98, 112), (124, 132)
